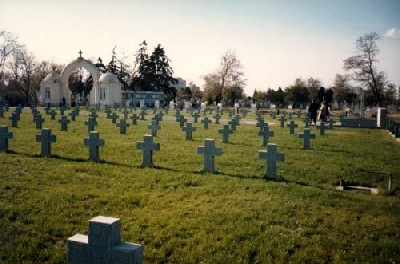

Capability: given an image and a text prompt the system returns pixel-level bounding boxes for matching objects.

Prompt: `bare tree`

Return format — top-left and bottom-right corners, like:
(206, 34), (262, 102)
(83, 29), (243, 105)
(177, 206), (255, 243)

(344, 32), (385, 105)
(307, 77), (321, 100)
(0, 30), (20, 81)
(203, 50), (245, 104)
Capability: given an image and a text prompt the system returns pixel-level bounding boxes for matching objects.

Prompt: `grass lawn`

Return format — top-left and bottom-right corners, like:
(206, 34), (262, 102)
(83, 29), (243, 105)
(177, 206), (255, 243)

(1, 107), (400, 263)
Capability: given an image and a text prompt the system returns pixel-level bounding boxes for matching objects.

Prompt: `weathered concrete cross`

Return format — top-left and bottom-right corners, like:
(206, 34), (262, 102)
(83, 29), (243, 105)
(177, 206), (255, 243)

(316, 122), (327, 135)
(218, 124), (233, 143)
(0, 125), (13, 152)
(85, 117), (98, 133)
(34, 114), (45, 129)
(84, 131), (105, 162)
(67, 216), (143, 264)
(192, 112), (200, 123)
(201, 117), (212, 129)
(213, 113), (221, 124)
(36, 128), (56, 157)
(147, 121), (161, 137)
(286, 121), (298, 134)
(278, 115), (286, 127)
(228, 118), (238, 131)
(9, 112), (18, 127)
(50, 109), (57, 120)
(136, 135), (160, 167)
(111, 112), (119, 123)
(298, 128), (316, 150)
(130, 114), (138, 125)
(58, 116), (70, 131)
(197, 139), (223, 173)
(258, 125), (274, 146)
(117, 119), (130, 134)
(258, 143), (285, 179)
(182, 122), (196, 140)
(177, 115), (187, 127)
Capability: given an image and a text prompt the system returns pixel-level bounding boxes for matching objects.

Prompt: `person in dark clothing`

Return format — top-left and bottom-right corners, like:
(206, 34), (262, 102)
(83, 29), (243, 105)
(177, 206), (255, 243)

(308, 99), (319, 125)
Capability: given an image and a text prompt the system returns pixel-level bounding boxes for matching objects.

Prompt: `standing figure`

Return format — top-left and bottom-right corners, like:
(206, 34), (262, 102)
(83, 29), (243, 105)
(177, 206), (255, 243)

(308, 100), (319, 125)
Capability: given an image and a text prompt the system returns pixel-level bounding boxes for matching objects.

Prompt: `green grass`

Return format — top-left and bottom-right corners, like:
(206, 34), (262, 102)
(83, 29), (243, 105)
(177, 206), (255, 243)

(1, 107), (400, 263)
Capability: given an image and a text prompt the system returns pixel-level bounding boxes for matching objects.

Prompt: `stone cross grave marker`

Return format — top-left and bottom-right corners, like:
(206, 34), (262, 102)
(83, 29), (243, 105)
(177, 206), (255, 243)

(256, 118), (265, 133)
(34, 114), (45, 129)
(74, 106), (80, 116)
(316, 122), (327, 135)
(259, 125), (274, 146)
(182, 122), (196, 140)
(130, 114), (138, 125)
(50, 109), (57, 120)
(258, 143), (284, 179)
(111, 112), (119, 123)
(58, 116), (70, 131)
(0, 125), (13, 152)
(90, 111), (99, 121)
(286, 121), (298, 134)
(67, 215), (143, 264)
(288, 112), (293, 120)
(178, 115), (187, 127)
(151, 114), (161, 125)
(298, 128), (316, 150)
(328, 118), (336, 129)
(234, 115), (241, 125)
(117, 119), (130, 134)
(105, 108), (112, 119)
(85, 117), (98, 134)
(201, 117), (212, 129)
(84, 131), (105, 162)
(123, 109), (129, 119)
(213, 113), (221, 124)
(218, 124), (233, 143)
(36, 128), (56, 157)
(228, 118), (238, 131)
(303, 116), (311, 128)
(279, 115), (286, 127)
(69, 110), (77, 121)
(147, 121), (161, 137)
(197, 139), (223, 173)
(136, 135), (160, 167)
(60, 106), (65, 116)
(192, 112), (199, 123)
(139, 110), (146, 120)
(10, 112), (18, 127)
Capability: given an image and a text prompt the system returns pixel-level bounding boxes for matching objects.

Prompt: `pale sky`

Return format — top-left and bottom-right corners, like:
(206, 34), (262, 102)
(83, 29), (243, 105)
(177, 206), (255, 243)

(1, 0), (399, 95)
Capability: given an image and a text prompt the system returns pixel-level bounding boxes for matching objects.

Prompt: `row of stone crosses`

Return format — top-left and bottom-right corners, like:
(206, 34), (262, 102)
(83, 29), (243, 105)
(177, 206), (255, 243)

(0, 104), (337, 179)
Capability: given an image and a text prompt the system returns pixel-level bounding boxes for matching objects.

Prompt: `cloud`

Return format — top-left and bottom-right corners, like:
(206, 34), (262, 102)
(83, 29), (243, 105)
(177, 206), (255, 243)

(385, 28), (400, 38)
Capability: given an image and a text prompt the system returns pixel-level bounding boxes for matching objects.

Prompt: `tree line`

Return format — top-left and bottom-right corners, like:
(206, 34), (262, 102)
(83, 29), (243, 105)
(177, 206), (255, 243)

(1, 29), (398, 107)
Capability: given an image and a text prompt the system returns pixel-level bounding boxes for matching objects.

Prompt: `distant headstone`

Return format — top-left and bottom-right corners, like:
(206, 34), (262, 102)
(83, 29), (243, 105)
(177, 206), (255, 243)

(328, 118), (336, 129)
(0, 125), (13, 152)
(259, 125), (274, 146)
(139, 110), (146, 120)
(85, 117), (98, 133)
(201, 117), (212, 129)
(130, 114), (138, 125)
(298, 128), (316, 150)
(117, 119), (130, 134)
(58, 116), (70, 131)
(256, 118), (265, 133)
(9, 112), (18, 127)
(67, 216), (143, 264)
(303, 116), (311, 128)
(136, 135), (160, 167)
(111, 112), (119, 123)
(36, 128), (56, 157)
(69, 111), (77, 121)
(147, 121), (160, 137)
(182, 122), (196, 140)
(258, 143), (284, 179)
(228, 119), (237, 131)
(218, 124), (233, 143)
(50, 110), (57, 120)
(34, 114), (45, 129)
(213, 113), (221, 124)
(151, 114), (161, 125)
(316, 122), (327, 135)
(192, 112), (200, 123)
(84, 131), (105, 162)
(197, 139), (223, 173)
(286, 121), (298, 134)
(278, 115), (286, 128)
(178, 115), (187, 127)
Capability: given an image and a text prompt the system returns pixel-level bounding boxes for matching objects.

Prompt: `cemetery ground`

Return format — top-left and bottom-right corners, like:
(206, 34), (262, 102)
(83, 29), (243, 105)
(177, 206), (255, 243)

(0, 107), (400, 263)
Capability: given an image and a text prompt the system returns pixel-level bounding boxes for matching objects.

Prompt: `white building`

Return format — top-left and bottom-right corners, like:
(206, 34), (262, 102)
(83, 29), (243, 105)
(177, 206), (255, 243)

(39, 56), (121, 106)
